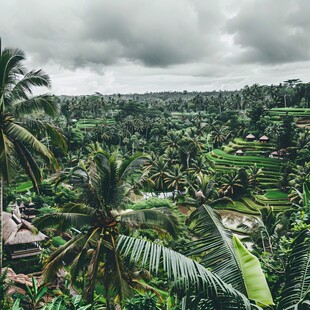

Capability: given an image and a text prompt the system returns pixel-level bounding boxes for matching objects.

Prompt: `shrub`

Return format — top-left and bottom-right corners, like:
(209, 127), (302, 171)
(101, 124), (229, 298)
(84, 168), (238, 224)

(131, 198), (173, 210)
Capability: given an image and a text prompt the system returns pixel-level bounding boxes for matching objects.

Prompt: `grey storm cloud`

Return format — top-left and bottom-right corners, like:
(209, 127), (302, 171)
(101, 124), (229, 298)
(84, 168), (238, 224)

(0, 0), (225, 68)
(0, 0), (309, 95)
(226, 0), (310, 64)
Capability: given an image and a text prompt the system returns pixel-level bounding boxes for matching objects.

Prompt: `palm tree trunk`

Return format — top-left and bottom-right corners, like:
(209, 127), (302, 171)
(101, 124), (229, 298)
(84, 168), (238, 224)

(0, 176), (3, 272)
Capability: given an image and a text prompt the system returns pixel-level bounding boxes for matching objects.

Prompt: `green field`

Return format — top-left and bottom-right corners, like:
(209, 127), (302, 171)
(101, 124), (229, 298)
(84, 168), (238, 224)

(207, 148), (283, 188)
(268, 107), (310, 117)
(76, 118), (116, 129)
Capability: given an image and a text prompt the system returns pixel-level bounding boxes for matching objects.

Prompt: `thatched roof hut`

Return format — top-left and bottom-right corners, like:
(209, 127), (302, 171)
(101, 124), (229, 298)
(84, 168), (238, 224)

(245, 133), (256, 141)
(3, 211), (47, 246)
(235, 149), (244, 156)
(259, 135), (269, 143)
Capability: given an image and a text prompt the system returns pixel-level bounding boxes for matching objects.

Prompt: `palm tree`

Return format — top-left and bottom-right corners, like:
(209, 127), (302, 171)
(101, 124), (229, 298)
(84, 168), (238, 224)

(187, 155), (213, 176)
(163, 147), (179, 166)
(34, 146), (176, 306)
(162, 131), (180, 151)
(147, 156), (168, 191)
(248, 163), (264, 192)
(0, 41), (66, 270)
(211, 125), (230, 148)
(164, 164), (186, 191)
(220, 172), (243, 196)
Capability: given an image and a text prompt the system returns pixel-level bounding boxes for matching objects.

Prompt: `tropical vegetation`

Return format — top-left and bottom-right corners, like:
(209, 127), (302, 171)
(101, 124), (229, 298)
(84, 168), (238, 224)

(1, 42), (309, 309)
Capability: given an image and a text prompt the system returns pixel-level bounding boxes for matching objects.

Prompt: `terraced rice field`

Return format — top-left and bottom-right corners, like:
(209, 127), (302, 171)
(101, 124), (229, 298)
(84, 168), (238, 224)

(253, 189), (291, 211)
(76, 118), (116, 130)
(224, 138), (275, 156)
(207, 149), (283, 188)
(268, 107), (310, 117)
(268, 108), (310, 128)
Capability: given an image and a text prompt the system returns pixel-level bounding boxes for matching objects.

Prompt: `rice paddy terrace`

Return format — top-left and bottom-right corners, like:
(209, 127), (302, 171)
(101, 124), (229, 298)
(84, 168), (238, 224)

(268, 107), (310, 128)
(207, 138), (291, 214)
(75, 118), (116, 130)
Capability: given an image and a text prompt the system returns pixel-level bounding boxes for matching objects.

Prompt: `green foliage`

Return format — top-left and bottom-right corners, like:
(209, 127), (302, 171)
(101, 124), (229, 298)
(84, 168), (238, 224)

(0, 269), (13, 309)
(124, 292), (160, 310)
(233, 236), (273, 306)
(52, 236), (67, 247)
(131, 198), (174, 210)
(278, 229), (310, 309)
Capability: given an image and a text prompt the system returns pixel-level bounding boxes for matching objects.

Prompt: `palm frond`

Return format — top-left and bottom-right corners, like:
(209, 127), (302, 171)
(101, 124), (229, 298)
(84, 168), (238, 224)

(11, 69), (51, 100)
(23, 118), (67, 153)
(0, 129), (16, 182)
(118, 152), (148, 181)
(33, 211), (94, 231)
(71, 227), (101, 285)
(13, 142), (42, 192)
(117, 235), (252, 309)
(187, 204), (246, 294)
(278, 229), (310, 309)
(83, 231), (104, 302)
(13, 94), (59, 118)
(42, 233), (89, 282)
(6, 122), (59, 169)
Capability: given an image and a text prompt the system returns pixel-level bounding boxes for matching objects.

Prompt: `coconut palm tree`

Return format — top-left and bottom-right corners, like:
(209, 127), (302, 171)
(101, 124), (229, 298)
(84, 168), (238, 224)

(34, 147), (253, 309)
(164, 164), (186, 191)
(220, 172), (243, 197)
(162, 131), (180, 151)
(147, 156), (169, 192)
(34, 146), (176, 307)
(187, 155), (213, 176)
(248, 163), (264, 192)
(0, 41), (66, 270)
(211, 125), (230, 148)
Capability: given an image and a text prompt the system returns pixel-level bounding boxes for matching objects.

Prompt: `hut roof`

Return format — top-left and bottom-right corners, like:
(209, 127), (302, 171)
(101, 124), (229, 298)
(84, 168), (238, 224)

(3, 212), (47, 245)
(259, 135), (269, 140)
(236, 149), (244, 154)
(246, 133), (255, 139)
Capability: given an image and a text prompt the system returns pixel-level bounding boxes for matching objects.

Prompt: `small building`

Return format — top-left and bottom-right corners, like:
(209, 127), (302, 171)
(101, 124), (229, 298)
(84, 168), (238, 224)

(3, 209), (47, 259)
(235, 149), (244, 156)
(259, 135), (269, 143)
(269, 149), (287, 159)
(245, 133), (256, 142)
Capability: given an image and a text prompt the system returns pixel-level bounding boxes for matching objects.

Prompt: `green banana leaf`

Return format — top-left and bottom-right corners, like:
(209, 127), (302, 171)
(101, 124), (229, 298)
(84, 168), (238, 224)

(233, 236), (274, 307)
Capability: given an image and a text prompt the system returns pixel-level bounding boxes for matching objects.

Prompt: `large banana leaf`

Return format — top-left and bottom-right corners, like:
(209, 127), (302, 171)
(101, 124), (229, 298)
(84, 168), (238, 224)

(117, 234), (253, 309)
(278, 229), (310, 309)
(188, 204), (246, 294)
(232, 236), (274, 307)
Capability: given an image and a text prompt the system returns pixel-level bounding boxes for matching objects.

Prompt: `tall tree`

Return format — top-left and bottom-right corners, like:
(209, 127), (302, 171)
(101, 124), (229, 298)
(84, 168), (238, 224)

(0, 41), (66, 270)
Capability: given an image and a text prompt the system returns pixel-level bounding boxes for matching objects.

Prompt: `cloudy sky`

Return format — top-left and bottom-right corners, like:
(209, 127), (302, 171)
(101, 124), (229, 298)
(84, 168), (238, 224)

(1, 0), (309, 95)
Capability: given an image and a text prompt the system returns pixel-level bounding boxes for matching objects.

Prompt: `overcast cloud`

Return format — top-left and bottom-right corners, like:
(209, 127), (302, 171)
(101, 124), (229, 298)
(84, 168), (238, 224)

(0, 0), (309, 95)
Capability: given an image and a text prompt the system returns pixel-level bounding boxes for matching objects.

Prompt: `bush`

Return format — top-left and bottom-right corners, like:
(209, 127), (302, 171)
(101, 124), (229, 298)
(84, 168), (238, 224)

(131, 198), (174, 210)
(124, 292), (160, 310)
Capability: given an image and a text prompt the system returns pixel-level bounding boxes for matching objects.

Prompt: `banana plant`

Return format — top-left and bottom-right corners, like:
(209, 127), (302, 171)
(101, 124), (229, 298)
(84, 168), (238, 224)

(24, 277), (48, 310)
